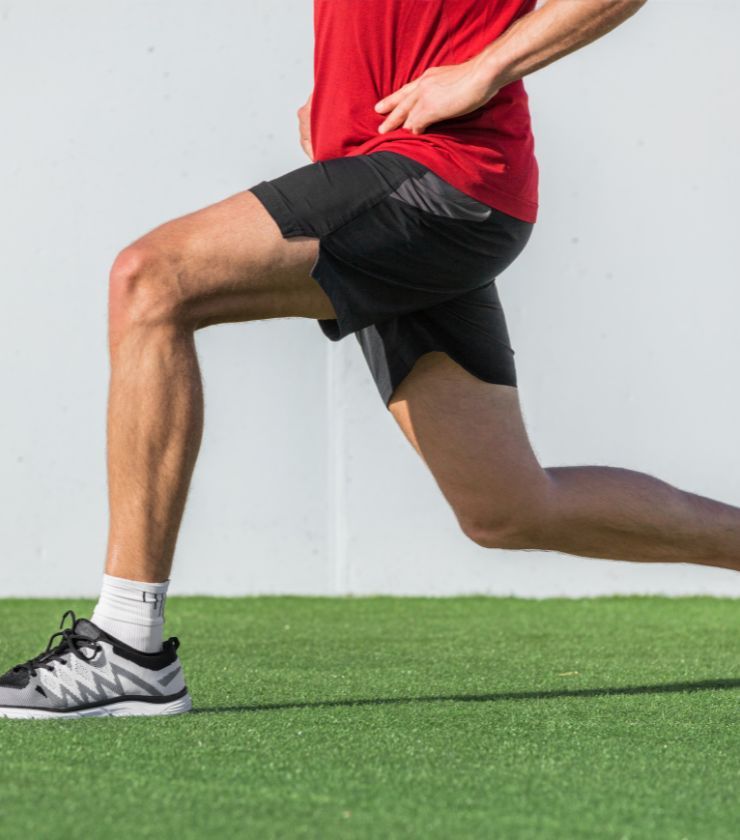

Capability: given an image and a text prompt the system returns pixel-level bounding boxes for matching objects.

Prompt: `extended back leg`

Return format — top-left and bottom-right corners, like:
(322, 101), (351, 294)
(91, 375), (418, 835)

(389, 352), (740, 572)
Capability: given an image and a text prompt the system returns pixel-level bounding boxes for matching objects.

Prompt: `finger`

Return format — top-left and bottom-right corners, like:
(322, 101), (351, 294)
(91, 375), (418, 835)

(401, 100), (437, 134)
(378, 96), (418, 134)
(403, 106), (432, 135)
(378, 102), (411, 134)
(374, 81), (418, 114)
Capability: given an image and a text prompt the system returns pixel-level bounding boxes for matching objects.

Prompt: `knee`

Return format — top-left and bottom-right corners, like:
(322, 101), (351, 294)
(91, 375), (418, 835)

(459, 504), (548, 551)
(108, 243), (181, 341)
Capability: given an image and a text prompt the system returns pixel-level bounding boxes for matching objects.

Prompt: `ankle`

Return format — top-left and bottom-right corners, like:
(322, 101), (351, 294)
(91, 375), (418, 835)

(91, 573), (170, 653)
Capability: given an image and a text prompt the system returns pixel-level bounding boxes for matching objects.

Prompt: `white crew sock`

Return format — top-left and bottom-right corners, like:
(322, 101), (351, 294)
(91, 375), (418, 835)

(91, 573), (170, 653)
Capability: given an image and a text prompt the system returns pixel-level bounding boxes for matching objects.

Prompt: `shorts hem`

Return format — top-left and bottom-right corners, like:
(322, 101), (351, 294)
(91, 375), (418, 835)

(311, 246), (364, 341)
(382, 346), (518, 406)
(250, 181), (364, 340)
(249, 180), (312, 238)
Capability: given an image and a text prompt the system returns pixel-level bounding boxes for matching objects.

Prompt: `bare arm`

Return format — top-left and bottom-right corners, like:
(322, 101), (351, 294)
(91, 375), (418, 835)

(375, 0), (648, 134)
(475, 0), (646, 88)
(297, 92), (314, 160)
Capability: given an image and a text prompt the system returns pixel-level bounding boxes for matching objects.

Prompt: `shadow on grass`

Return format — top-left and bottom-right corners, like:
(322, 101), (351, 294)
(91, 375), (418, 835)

(193, 677), (740, 715)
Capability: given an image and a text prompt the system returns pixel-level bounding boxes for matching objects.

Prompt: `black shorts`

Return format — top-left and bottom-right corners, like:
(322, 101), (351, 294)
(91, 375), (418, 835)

(248, 151), (534, 405)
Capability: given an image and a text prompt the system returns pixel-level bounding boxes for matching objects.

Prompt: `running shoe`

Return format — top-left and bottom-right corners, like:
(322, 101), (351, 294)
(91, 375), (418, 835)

(0, 610), (192, 719)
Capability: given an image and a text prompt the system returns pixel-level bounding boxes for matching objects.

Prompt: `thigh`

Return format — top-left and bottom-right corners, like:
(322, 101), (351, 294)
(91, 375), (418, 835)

(126, 188), (336, 327)
(388, 351), (550, 529)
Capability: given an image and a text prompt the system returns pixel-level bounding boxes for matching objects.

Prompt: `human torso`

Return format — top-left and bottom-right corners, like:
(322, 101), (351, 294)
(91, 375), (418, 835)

(311, 0), (539, 222)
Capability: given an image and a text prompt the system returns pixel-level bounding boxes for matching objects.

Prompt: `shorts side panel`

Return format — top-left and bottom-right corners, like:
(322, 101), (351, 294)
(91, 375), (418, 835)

(355, 280), (518, 405)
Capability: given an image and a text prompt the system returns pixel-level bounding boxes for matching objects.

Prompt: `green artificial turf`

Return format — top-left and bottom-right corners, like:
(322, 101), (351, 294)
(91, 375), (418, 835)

(0, 597), (738, 839)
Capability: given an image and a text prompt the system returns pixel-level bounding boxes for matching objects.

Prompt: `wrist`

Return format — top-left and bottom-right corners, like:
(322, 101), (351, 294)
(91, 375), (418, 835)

(470, 48), (516, 97)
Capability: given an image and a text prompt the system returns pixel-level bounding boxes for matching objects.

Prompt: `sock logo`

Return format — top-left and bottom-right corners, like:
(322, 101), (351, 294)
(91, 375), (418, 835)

(142, 592), (165, 618)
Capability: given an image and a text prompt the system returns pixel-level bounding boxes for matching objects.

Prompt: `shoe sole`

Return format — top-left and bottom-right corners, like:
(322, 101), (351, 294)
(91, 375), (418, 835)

(0, 693), (193, 720)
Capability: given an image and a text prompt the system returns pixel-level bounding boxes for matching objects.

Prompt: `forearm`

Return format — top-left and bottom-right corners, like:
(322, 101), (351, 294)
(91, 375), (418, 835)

(473, 0), (647, 93)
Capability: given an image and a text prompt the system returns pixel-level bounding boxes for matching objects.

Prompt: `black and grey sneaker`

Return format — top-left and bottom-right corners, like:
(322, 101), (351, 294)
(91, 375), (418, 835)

(0, 611), (192, 719)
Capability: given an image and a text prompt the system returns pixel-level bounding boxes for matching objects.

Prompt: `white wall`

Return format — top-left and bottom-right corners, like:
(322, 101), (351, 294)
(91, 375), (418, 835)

(1, 0), (738, 598)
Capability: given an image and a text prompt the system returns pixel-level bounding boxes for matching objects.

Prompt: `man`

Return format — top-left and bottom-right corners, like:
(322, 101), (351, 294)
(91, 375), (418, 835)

(1, 0), (736, 719)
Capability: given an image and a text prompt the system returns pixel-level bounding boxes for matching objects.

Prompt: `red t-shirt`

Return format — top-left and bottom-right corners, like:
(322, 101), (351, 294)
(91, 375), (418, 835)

(311, 0), (539, 223)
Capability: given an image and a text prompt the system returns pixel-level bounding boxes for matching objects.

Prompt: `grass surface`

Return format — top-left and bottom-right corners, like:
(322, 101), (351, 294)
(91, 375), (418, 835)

(0, 597), (738, 839)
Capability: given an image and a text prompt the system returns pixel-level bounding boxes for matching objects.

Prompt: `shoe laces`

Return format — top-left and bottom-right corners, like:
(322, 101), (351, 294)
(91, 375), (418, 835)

(12, 610), (102, 678)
